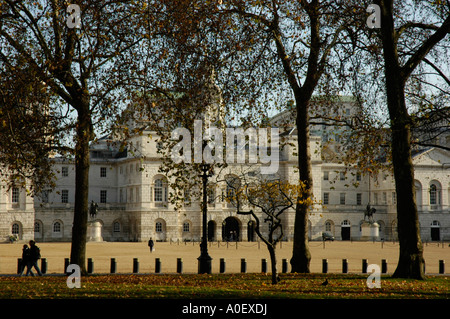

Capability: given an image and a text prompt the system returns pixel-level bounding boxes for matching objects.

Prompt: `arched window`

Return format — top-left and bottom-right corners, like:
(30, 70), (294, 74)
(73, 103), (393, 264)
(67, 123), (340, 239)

(154, 178), (167, 202)
(429, 182), (441, 206)
(113, 221), (121, 233)
(183, 222), (190, 233)
(155, 222), (163, 233)
(225, 175), (240, 205)
(12, 223), (20, 235)
(53, 221), (61, 233)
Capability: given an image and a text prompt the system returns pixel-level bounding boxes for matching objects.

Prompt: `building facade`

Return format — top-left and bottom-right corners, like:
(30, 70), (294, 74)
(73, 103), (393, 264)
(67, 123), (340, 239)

(1, 100), (449, 243)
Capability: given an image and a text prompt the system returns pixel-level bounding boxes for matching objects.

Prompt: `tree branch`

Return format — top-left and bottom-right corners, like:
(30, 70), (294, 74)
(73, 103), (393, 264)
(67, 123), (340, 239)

(401, 14), (450, 80)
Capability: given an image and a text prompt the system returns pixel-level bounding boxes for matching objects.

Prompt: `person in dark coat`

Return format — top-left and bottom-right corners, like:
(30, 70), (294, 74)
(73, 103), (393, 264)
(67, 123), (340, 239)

(148, 237), (154, 253)
(18, 244), (31, 276)
(26, 240), (42, 276)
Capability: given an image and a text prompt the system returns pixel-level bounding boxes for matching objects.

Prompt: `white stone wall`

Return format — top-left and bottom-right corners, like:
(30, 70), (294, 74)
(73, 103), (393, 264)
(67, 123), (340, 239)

(1, 120), (449, 244)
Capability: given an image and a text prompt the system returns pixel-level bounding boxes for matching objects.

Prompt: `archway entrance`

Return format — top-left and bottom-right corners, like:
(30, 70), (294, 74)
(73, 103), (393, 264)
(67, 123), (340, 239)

(222, 217), (240, 241)
(207, 220), (216, 241)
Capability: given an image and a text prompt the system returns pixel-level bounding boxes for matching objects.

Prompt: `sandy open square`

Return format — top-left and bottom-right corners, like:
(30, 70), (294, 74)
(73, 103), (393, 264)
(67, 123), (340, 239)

(1, 240), (448, 275)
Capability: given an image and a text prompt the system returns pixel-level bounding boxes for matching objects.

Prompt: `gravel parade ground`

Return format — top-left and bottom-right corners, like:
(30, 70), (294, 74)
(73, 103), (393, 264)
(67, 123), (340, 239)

(1, 240), (448, 275)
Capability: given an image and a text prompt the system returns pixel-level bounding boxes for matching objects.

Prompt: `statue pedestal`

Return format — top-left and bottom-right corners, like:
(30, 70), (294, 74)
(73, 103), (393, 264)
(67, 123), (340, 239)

(360, 221), (379, 241)
(87, 221), (103, 242)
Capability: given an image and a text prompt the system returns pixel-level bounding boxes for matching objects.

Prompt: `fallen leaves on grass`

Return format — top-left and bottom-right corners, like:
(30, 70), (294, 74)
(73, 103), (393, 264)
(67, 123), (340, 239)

(0, 274), (448, 299)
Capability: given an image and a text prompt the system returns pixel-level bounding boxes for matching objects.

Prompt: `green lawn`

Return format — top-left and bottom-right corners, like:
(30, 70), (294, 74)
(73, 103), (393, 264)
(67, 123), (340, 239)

(0, 273), (448, 299)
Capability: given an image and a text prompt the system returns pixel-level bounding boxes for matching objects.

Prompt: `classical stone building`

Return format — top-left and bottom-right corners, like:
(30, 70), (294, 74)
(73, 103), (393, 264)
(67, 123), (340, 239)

(1, 98), (449, 243)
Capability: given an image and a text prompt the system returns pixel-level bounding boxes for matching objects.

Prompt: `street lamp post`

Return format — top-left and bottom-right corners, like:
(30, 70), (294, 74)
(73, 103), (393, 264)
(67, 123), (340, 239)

(198, 163), (213, 274)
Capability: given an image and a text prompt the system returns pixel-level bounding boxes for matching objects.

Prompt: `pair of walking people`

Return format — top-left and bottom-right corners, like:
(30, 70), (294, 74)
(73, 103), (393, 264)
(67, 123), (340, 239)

(19, 240), (42, 276)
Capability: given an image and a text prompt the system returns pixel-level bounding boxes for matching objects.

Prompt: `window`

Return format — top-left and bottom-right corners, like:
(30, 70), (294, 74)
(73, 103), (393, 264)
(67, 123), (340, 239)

(61, 190), (69, 203)
(12, 223), (20, 235)
(53, 222), (61, 233)
(100, 190), (107, 203)
(356, 193), (362, 206)
(340, 172), (345, 181)
(41, 189), (50, 203)
(184, 188), (190, 202)
(323, 193), (329, 205)
(382, 192), (387, 205)
(113, 222), (121, 233)
(323, 171), (329, 181)
(12, 187), (19, 203)
(156, 222), (163, 233)
(356, 172), (361, 181)
(431, 220), (440, 227)
(374, 193), (378, 205)
(34, 222), (40, 233)
(430, 184), (437, 205)
(62, 166), (69, 177)
(429, 184), (441, 206)
(392, 192), (397, 205)
(225, 176), (240, 203)
(207, 188), (215, 204)
(183, 222), (190, 232)
(100, 167), (107, 178)
(325, 221), (332, 232)
(340, 193), (346, 205)
(154, 179), (163, 202)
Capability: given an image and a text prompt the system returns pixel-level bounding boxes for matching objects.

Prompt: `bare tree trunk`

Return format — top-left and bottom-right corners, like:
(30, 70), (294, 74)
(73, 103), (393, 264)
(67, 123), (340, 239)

(384, 84), (425, 279)
(267, 244), (279, 285)
(290, 95), (312, 273)
(70, 101), (91, 275)
(378, 0), (425, 279)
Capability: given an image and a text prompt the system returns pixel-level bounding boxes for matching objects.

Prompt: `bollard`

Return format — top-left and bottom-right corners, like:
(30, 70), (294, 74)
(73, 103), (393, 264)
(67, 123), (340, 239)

(220, 258), (226, 273)
(64, 258), (70, 274)
(381, 259), (387, 274)
(41, 258), (47, 274)
(342, 259), (348, 274)
(133, 258), (139, 273)
(439, 260), (445, 274)
(177, 258), (183, 274)
(261, 259), (267, 273)
(282, 259), (288, 273)
(362, 259), (368, 274)
(241, 258), (247, 273)
(88, 258), (94, 274)
(17, 258), (22, 274)
(322, 259), (328, 274)
(155, 258), (161, 274)
(110, 258), (117, 274)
